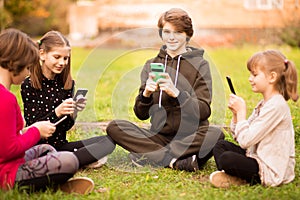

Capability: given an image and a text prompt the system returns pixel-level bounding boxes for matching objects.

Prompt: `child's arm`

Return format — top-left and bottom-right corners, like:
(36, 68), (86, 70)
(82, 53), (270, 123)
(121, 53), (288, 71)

(228, 94), (247, 122)
(235, 99), (287, 148)
(228, 94), (245, 136)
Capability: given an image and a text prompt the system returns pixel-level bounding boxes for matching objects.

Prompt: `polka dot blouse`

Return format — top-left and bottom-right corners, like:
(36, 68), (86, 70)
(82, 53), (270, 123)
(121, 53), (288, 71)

(21, 76), (75, 149)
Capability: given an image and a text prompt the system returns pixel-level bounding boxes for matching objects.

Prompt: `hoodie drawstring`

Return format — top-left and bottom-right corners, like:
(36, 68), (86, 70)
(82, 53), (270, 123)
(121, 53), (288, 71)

(174, 55), (181, 87)
(158, 55), (181, 108)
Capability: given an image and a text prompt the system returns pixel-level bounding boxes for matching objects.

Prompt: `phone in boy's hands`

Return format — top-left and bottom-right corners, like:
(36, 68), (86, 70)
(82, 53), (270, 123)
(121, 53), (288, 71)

(226, 76), (236, 95)
(73, 88), (88, 102)
(150, 63), (165, 82)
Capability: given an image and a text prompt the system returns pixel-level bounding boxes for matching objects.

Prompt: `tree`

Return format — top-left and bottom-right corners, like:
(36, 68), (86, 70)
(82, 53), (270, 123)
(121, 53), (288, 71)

(3, 0), (74, 36)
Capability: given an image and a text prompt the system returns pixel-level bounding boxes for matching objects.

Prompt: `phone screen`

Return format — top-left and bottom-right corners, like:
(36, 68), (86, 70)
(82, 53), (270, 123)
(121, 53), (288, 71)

(226, 76), (236, 95)
(73, 88), (88, 101)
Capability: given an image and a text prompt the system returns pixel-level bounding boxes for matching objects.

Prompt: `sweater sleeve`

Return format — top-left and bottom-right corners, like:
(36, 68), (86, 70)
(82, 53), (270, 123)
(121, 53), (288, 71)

(134, 60), (154, 120)
(0, 93), (40, 161)
(235, 100), (286, 149)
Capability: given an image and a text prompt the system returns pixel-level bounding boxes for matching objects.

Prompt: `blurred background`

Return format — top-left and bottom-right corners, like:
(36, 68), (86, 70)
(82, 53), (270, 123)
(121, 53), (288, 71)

(0, 0), (299, 48)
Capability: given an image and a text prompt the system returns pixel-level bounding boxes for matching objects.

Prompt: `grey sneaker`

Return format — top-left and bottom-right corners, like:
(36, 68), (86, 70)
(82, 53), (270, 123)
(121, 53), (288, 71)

(209, 170), (247, 188)
(59, 177), (94, 195)
(173, 155), (199, 172)
(128, 152), (149, 167)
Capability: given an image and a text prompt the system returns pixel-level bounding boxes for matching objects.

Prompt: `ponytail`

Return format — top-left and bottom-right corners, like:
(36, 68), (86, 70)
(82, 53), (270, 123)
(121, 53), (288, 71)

(282, 59), (298, 102)
(247, 50), (298, 102)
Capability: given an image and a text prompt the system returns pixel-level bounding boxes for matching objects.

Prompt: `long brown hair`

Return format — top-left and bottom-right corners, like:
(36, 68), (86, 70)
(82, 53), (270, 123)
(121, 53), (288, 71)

(0, 28), (39, 76)
(30, 30), (73, 90)
(247, 50), (299, 102)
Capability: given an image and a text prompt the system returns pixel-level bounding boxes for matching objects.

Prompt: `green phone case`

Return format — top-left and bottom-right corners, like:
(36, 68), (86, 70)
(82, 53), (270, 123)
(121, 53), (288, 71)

(150, 63), (165, 82)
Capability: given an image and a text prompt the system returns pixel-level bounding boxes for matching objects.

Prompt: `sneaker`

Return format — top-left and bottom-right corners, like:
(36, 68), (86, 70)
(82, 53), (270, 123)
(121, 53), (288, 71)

(173, 155), (199, 172)
(209, 171), (247, 188)
(85, 156), (108, 169)
(59, 177), (94, 195)
(128, 152), (149, 167)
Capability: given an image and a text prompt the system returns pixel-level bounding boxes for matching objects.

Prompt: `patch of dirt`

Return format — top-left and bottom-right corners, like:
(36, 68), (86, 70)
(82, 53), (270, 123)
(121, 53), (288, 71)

(73, 121), (229, 133)
(72, 121), (151, 132)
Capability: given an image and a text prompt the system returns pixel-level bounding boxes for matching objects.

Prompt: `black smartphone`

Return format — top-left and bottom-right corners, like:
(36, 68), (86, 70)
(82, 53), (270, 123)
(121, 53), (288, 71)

(226, 76), (236, 95)
(73, 88), (88, 102)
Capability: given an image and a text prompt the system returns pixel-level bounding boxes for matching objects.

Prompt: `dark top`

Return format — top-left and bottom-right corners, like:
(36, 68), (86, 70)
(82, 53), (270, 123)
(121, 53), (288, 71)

(21, 76), (75, 148)
(134, 46), (212, 136)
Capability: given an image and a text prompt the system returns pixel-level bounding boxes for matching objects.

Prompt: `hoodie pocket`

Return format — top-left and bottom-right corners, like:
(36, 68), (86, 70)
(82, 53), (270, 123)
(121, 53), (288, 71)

(149, 105), (167, 133)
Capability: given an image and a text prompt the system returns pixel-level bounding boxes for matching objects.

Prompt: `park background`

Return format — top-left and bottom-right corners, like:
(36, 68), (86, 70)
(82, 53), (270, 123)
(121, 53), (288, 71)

(1, 0), (300, 199)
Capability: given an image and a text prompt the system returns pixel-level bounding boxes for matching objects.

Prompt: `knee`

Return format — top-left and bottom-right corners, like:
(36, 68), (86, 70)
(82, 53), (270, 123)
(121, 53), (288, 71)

(60, 152), (80, 173)
(106, 120), (120, 137)
(213, 140), (227, 157)
(106, 136), (116, 153)
(209, 126), (225, 140)
(106, 119), (128, 138)
(39, 144), (57, 153)
(214, 139), (227, 148)
(218, 151), (234, 170)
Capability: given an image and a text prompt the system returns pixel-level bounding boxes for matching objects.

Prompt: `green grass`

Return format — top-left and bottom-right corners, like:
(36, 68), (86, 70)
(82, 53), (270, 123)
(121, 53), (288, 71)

(3, 45), (300, 199)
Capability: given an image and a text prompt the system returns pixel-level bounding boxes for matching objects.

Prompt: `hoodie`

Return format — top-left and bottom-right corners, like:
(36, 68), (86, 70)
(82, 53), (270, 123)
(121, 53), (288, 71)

(134, 46), (212, 136)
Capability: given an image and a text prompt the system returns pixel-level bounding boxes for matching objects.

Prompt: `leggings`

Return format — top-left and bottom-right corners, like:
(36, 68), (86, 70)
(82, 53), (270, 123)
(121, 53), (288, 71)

(15, 144), (79, 191)
(56, 135), (116, 168)
(213, 140), (261, 185)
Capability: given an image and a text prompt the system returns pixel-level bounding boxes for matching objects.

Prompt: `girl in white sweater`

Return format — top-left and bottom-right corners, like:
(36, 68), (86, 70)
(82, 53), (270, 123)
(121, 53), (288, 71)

(210, 49), (298, 188)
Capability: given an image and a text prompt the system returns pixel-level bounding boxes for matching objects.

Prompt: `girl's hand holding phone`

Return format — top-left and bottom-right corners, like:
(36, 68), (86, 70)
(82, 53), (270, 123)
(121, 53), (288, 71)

(228, 94), (247, 122)
(31, 121), (56, 139)
(75, 97), (87, 111)
(55, 98), (75, 117)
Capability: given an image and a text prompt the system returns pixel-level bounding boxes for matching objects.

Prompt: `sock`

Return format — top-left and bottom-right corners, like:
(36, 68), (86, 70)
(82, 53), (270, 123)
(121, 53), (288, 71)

(169, 158), (177, 168)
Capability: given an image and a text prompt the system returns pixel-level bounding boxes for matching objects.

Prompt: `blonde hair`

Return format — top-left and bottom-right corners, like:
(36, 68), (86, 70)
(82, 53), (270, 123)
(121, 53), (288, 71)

(30, 30), (72, 90)
(247, 49), (298, 102)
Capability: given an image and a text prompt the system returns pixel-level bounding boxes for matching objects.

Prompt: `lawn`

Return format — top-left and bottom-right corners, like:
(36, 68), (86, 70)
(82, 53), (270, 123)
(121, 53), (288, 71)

(2, 44), (300, 200)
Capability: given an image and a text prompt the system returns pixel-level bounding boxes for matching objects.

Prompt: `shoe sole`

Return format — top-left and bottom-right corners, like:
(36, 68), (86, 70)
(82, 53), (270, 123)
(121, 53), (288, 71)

(210, 171), (246, 188)
(60, 177), (94, 195)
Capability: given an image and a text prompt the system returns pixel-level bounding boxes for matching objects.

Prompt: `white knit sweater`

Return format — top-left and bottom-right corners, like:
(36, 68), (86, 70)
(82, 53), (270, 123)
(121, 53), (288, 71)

(231, 94), (295, 186)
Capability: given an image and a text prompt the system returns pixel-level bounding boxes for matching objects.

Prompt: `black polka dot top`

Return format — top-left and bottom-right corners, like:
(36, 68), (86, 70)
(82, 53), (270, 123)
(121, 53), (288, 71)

(21, 75), (75, 149)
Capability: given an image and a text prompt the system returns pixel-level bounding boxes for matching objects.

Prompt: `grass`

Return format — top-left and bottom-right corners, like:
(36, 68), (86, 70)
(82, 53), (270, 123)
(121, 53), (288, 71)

(2, 45), (300, 199)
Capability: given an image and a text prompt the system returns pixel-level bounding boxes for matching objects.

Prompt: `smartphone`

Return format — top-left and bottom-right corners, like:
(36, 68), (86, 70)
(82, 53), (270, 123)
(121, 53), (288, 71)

(226, 76), (236, 95)
(73, 88), (88, 102)
(54, 116), (67, 126)
(150, 63), (165, 82)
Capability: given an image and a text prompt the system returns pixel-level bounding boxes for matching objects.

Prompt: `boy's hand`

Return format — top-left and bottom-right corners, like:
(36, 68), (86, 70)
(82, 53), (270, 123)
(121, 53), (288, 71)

(143, 72), (158, 97)
(157, 73), (180, 98)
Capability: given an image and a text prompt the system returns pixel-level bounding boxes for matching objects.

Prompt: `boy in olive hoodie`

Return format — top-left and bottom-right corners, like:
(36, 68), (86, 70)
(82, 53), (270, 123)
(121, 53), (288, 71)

(107, 8), (224, 171)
